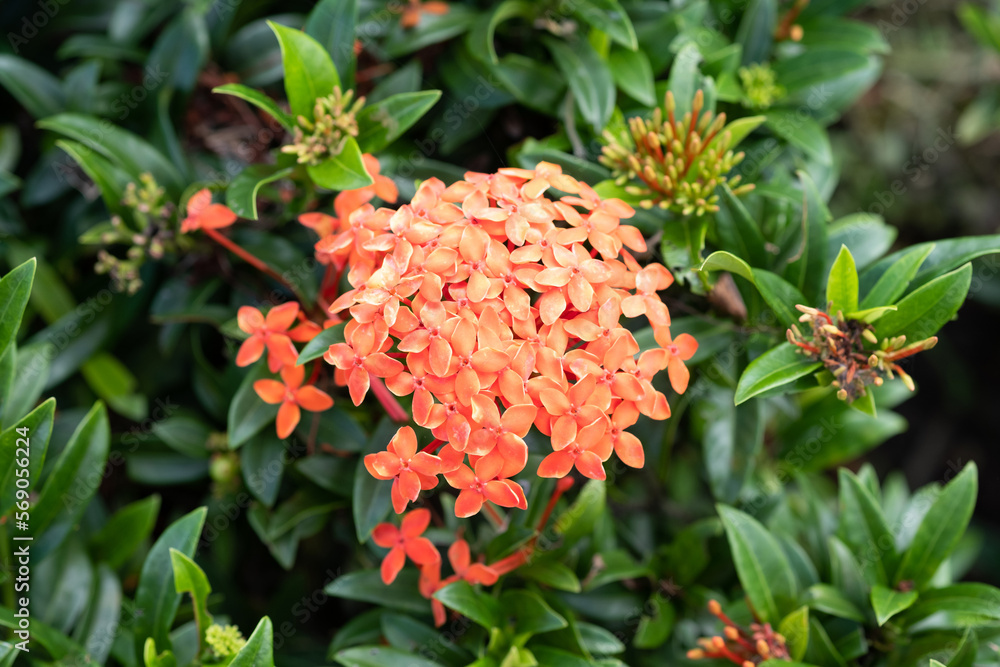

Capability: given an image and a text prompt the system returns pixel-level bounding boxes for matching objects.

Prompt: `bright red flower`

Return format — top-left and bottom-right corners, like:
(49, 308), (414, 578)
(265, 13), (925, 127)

(253, 364), (334, 438)
(371, 509), (440, 584)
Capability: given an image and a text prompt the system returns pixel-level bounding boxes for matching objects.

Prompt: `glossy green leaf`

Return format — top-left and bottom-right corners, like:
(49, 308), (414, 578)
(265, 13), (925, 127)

(777, 607), (809, 661)
(0, 258), (34, 359)
(826, 245), (859, 314)
(736, 0), (777, 65)
(2, 343), (51, 427)
(89, 494), (161, 569)
(227, 165), (295, 220)
(0, 398), (56, 516)
(335, 645), (440, 667)
(325, 570), (430, 616)
(735, 343), (822, 405)
(269, 22), (340, 121)
(230, 617), (274, 667)
(666, 43), (702, 116)
(803, 583), (866, 622)
(308, 137), (374, 191)
(715, 184), (769, 267)
(753, 269), (810, 329)
(803, 617), (847, 666)
(717, 504), (797, 623)
(134, 507), (208, 665)
(698, 250), (754, 283)
(895, 462), (977, 588)
(241, 431), (286, 507)
(31, 401), (109, 536)
(212, 84), (294, 130)
(904, 583), (1000, 624)
(826, 213), (896, 270)
(765, 109), (832, 164)
(873, 263), (972, 340)
(773, 49), (869, 93)
(519, 560), (582, 592)
(702, 389), (763, 503)
(544, 36), (615, 133)
(228, 364), (279, 449)
(845, 306), (897, 323)
(0, 55), (66, 117)
(305, 0), (359, 84)
(837, 469), (898, 586)
(356, 90), (441, 153)
(571, 0), (638, 50)
(859, 244), (934, 309)
(54, 139), (131, 214)
(353, 418), (395, 542)
(170, 550), (212, 648)
(501, 589), (568, 636)
(0, 397), (53, 517)
(609, 49), (656, 107)
(784, 170), (831, 300)
(80, 352), (146, 421)
(554, 479), (605, 543)
(38, 113), (183, 193)
(467, 0), (534, 65)
(77, 564), (122, 665)
(633, 596), (675, 649)
(434, 581), (500, 629)
(869, 585), (917, 625)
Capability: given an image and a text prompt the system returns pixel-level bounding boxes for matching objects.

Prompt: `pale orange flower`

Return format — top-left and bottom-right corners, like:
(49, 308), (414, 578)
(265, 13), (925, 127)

(365, 426), (441, 514)
(253, 364), (333, 438)
(180, 188), (236, 233)
(371, 509), (440, 585)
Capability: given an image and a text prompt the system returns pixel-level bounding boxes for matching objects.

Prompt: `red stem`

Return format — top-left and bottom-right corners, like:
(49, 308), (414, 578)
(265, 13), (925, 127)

(370, 377), (410, 423)
(422, 438), (445, 453)
(205, 228), (294, 291)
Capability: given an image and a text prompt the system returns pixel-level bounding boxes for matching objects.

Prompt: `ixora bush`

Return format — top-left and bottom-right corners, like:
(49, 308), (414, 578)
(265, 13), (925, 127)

(2, 0), (1000, 666)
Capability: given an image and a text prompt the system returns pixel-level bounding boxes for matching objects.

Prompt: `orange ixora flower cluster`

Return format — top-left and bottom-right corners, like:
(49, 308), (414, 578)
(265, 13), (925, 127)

(312, 160), (695, 518)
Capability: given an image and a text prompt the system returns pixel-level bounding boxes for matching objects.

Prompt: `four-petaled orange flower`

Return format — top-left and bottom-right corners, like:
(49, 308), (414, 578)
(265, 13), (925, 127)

(180, 188), (237, 233)
(253, 364), (334, 439)
(653, 328), (699, 394)
(371, 509), (440, 585)
(365, 426), (442, 514)
(236, 303), (314, 372)
(444, 455), (522, 518)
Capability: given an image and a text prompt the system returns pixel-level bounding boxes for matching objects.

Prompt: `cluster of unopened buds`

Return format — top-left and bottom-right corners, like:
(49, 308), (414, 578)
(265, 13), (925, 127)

(738, 64), (785, 110)
(788, 305), (937, 402)
(600, 90), (752, 216)
(688, 600), (790, 665)
(281, 86), (365, 165)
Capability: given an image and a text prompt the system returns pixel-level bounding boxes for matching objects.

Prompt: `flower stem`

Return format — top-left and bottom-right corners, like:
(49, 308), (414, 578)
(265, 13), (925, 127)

(205, 228), (297, 294)
(370, 377), (410, 423)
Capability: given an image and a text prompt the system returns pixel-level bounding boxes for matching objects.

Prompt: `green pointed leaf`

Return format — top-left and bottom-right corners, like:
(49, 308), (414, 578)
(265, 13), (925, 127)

(777, 607), (809, 661)
(38, 113), (183, 193)
(698, 251), (755, 283)
(501, 590), (568, 636)
(715, 184), (768, 267)
(0, 397), (53, 516)
(837, 468), (898, 586)
(765, 110), (833, 164)
(736, 0), (777, 65)
(305, 0), (359, 83)
(895, 462), (977, 588)
(170, 550), (212, 648)
(134, 507), (208, 665)
(89, 495), (161, 568)
(904, 583), (1000, 625)
(228, 364), (279, 449)
(335, 646), (440, 667)
(31, 401), (109, 536)
(544, 36), (615, 133)
(308, 136), (374, 191)
(571, 0), (638, 50)
(356, 90), (441, 153)
(229, 617), (274, 667)
(0, 258), (35, 359)
(785, 170), (832, 300)
(353, 418), (396, 542)
(467, 0), (534, 65)
(859, 244), (934, 309)
(717, 504), (798, 623)
(54, 139), (131, 214)
(873, 263), (972, 340)
(609, 49), (656, 107)
(845, 306), (897, 323)
(212, 84), (294, 131)
(227, 165), (295, 220)
(325, 570), (430, 615)
(803, 583), (865, 622)
(735, 343), (822, 405)
(434, 581), (501, 629)
(869, 585), (917, 625)
(0, 55), (66, 117)
(269, 22), (340, 121)
(826, 245), (858, 314)
(752, 269), (810, 329)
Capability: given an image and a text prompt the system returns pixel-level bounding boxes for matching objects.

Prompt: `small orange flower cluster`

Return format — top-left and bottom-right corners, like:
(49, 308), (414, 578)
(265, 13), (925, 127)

(688, 600), (790, 665)
(312, 161), (695, 517)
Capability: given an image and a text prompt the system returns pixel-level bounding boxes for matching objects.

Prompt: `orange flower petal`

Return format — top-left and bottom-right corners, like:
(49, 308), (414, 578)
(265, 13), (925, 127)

(253, 379), (286, 404)
(381, 546), (406, 584)
(276, 402), (300, 438)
